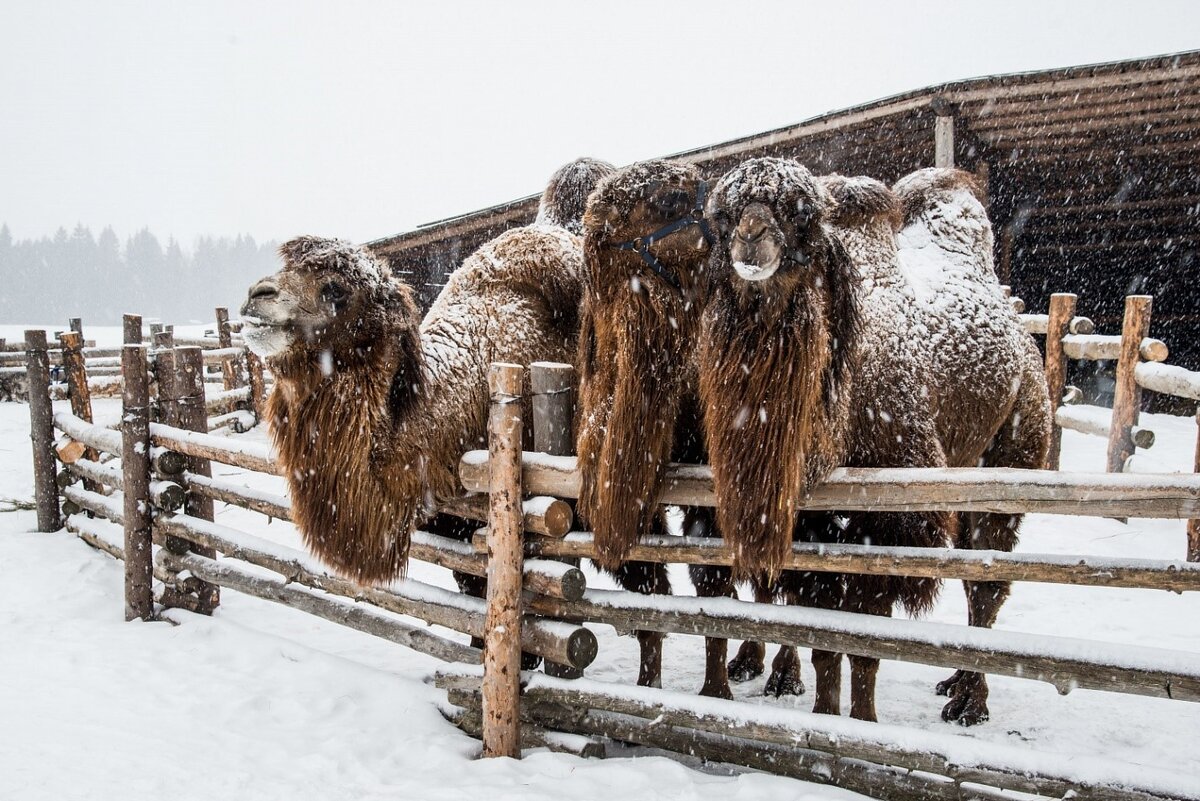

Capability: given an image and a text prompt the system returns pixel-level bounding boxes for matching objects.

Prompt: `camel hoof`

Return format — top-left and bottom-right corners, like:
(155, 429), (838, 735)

(763, 670), (805, 697)
(941, 694), (990, 726)
(936, 670), (966, 697)
(699, 682), (734, 700)
(727, 656), (765, 683)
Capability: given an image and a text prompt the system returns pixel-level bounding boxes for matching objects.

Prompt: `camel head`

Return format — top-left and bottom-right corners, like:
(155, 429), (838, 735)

(240, 236), (419, 372)
(706, 158), (843, 302)
(536, 157), (617, 234)
(583, 159), (713, 302)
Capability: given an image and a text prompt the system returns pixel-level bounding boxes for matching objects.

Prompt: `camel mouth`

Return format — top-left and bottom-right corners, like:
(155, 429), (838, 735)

(733, 261), (779, 282)
(241, 318), (295, 357)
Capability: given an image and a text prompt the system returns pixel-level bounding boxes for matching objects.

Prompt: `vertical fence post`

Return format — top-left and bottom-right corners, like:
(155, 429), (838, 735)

(1107, 296), (1152, 473)
(59, 331), (99, 493)
(934, 115), (955, 168)
(154, 346), (193, 564)
(1189, 409), (1200, 563)
(215, 306), (240, 391)
(483, 362), (524, 759)
(245, 349), (267, 424)
(1043, 293), (1076, 470)
(531, 361), (581, 680)
(124, 314), (143, 346)
(177, 346), (220, 613)
(25, 330), (61, 532)
(122, 344), (154, 621)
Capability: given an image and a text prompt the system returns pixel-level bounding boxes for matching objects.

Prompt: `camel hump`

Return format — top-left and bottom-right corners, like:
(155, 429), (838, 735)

(819, 174), (901, 229)
(892, 167), (986, 228)
(536, 157), (617, 234)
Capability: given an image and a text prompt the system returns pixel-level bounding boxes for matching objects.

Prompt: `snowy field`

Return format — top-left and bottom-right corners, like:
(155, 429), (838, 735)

(1, 379), (1198, 799)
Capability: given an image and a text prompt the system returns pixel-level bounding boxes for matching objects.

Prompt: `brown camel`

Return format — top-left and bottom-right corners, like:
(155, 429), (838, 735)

(239, 226), (583, 585)
(700, 159), (1049, 723)
(577, 159), (741, 697)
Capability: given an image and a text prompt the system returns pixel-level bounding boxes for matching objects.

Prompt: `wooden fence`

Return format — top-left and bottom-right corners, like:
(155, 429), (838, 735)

(20, 299), (1200, 801)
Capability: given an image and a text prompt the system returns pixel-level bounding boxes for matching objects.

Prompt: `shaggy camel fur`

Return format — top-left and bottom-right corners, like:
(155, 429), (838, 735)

(577, 159), (738, 697)
(701, 159), (1049, 724)
(536, 158), (616, 234)
(240, 228), (582, 585)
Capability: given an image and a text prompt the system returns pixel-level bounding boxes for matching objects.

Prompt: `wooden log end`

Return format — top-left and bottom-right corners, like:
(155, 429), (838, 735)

(156, 483), (187, 512)
(559, 567), (587, 603)
(566, 627), (598, 671)
(1140, 338), (1169, 363)
(1131, 427), (1156, 450)
(61, 499), (82, 517)
(55, 437), (87, 465)
(153, 450), (187, 476)
(539, 499), (573, 538)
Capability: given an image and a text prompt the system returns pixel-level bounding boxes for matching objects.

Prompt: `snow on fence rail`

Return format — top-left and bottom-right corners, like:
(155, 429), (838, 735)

(21, 302), (1200, 799)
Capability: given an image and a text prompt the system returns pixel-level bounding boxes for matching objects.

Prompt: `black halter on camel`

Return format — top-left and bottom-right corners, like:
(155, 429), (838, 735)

(608, 181), (715, 296)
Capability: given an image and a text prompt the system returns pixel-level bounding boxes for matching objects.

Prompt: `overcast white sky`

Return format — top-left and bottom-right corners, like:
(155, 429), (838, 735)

(2, 1), (1198, 247)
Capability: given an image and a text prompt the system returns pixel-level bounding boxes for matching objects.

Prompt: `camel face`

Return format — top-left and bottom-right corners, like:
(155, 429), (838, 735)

(584, 160), (712, 293)
(240, 235), (403, 363)
(708, 158), (830, 300)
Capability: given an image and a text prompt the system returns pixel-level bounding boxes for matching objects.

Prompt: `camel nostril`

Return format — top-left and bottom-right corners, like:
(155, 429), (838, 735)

(249, 281), (279, 301)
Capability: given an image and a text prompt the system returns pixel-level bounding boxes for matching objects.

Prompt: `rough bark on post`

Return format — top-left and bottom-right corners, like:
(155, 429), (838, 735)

(483, 362), (525, 759)
(1043, 293), (1077, 470)
(1107, 296), (1152, 474)
(154, 346), (194, 560)
(215, 306), (241, 391)
(531, 361), (581, 679)
(123, 314), (143, 346)
(122, 344), (154, 621)
(1189, 408), (1200, 562)
(245, 349), (267, 423)
(60, 331), (99, 493)
(25, 330), (61, 532)
(177, 346), (220, 612)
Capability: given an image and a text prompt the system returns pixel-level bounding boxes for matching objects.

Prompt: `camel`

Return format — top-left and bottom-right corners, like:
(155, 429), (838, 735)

(240, 232), (586, 586)
(536, 157), (617, 234)
(700, 158), (1049, 724)
(576, 159), (743, 698)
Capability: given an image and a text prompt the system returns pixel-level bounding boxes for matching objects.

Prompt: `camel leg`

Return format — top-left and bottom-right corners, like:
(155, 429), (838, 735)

(684, 505), (736, 698)
(727, 575), (771, 683)
(811, 649), (842, 715)
(612, 555), (671, 688)
(942, 384), (1048, 726)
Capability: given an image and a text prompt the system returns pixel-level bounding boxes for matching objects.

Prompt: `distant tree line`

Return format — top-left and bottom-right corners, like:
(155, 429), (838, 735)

(0, 223), (279, 325)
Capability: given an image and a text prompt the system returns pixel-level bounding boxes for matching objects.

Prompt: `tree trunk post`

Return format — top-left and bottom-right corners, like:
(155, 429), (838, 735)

(59, 331), (100, 492)
(1107, 296), (1152, 474)
(154, 346), (195, 563)
(122, 344), (154, 621)
(25, 330), (61, 532)
(483, 362), (525, 759)
(934, 115), (955, 168)
(531, 361), (581, 680)
(215, 306), (241, 390)
(1043, 293), (1076, 470)
(177, 346), (220, 612)
(124, 314), (143, 346)
(245, 349), (267, 424)
(1189, 407), (1200, 562)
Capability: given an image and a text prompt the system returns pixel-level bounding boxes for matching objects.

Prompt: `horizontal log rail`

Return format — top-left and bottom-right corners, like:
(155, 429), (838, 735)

(66, 458), (185, 511)
(1135, 361), (1200, 401)
(460, 452), (1200, 518)
(1019, 313), (1095, 335)
(1061, 333), (1168, 362)
(526, 588), (1200, 703)
(410, 530), (587, 601)
(436, 670), (1200, 801)
(509, 532), (1200, 592)
(149, 422), (276, 474)
(1056, 403), (1156, 449)
(439, 493), (573, 538)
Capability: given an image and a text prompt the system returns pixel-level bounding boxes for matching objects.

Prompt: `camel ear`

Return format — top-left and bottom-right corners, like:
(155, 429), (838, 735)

(821, 232), (861, 408)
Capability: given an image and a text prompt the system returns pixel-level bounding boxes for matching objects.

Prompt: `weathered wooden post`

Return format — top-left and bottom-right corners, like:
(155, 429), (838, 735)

(935, 115), (955, 168)
(25, 330), (61, 532)
(59, 331), (99, 492)
(122, 343), (154, 620)
(245, 349), (267, 423)
(1043, 293), (1077, 470)
(123, 314), (143, 346)
(483, 362), (525, 759)
(215, 306), (241, 391)
(530, 361), (581, 680)
(1107, 296), (1152, 473)
(177, 346), (220, 613)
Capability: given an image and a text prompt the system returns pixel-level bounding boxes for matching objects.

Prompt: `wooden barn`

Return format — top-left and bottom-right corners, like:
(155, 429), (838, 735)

(369, 50), (1200, 387)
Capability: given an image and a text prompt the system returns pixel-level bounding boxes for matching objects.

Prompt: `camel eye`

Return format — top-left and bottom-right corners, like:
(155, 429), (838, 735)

(320, 282), (348, 306)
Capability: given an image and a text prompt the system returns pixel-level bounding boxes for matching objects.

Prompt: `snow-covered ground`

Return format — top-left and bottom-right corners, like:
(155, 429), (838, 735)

(1, 393), (1198, 800)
